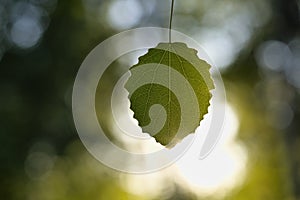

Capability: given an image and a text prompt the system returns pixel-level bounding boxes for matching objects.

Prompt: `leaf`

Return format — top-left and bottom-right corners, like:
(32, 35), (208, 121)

(125, 42), (214, 147)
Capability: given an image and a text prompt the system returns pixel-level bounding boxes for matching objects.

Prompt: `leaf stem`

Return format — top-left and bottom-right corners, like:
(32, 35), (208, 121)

(169, 0), (175, 43)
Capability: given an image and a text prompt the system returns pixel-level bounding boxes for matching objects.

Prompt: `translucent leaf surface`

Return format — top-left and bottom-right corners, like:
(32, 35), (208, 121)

(125, 42), (214, 147)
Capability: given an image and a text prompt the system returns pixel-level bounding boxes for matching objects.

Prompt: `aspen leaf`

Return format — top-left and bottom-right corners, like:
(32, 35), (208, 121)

(125, 42), (214, 147)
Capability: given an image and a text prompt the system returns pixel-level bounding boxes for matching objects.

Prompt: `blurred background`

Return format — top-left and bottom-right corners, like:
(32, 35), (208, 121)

(1, 0), (300, 199)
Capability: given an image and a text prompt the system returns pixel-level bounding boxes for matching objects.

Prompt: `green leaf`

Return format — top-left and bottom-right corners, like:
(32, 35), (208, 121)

(125, 42), (214, 147)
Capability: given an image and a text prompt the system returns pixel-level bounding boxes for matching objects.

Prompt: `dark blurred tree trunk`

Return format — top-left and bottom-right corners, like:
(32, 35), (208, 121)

(274, 0), (300, 197)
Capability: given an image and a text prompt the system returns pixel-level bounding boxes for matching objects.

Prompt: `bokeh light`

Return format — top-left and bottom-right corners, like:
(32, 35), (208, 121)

(256, 40), (291, 71)
(10, 16), (43, 48)
(107, 0), (143, 30)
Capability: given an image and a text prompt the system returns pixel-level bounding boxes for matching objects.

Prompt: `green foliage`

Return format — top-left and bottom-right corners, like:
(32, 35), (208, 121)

(125, 42), (214, 146)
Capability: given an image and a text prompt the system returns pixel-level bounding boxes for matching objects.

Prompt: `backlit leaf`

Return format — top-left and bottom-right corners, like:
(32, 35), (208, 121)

(125, 42), (214, 147)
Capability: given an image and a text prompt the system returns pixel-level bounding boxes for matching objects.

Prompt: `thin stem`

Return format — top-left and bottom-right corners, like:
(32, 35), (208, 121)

(169, 0), (175, 43)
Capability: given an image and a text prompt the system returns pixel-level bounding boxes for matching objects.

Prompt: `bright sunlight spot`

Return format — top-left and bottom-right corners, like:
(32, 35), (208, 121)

(175, 104), (247, 197)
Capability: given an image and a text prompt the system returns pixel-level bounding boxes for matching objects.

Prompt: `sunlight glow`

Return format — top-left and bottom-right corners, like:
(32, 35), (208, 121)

(120, 169), (175, 198)
(175, 104), (247, 196)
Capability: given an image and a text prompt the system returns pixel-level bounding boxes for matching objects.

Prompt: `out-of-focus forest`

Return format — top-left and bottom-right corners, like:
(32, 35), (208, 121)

(1, 0), (300, 199)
